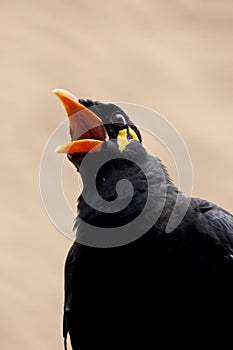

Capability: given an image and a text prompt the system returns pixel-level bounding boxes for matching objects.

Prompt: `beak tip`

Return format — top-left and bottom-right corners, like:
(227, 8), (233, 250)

(55, 145), (63, 153)
(52, 88), (79, 101)
(52, 88), (59, 95)
(52, 88), (69, 97)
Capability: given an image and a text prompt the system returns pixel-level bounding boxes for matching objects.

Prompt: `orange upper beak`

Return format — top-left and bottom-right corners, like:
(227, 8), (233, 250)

(53, 89), (106, 154)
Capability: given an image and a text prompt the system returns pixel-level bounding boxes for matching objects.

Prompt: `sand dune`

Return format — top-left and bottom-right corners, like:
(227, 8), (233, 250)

(1, 0), (233, 348)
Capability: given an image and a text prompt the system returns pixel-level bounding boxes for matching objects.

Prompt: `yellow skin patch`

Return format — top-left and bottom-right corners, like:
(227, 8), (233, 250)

(117, 126), (140, 151)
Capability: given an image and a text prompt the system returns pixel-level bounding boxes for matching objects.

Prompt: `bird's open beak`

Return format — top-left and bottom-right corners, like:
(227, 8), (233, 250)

(53, 89), (106, 154)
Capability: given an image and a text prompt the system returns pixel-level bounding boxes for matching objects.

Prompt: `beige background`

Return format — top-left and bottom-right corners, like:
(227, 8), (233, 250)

(1, 0), (233, 349)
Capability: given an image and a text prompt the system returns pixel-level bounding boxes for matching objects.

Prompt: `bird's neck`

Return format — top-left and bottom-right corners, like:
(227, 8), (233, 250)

(75, 153), (179, 233)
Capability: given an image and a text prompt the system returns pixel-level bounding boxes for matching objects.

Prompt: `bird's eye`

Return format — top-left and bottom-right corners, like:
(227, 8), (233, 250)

(110, 113), (127, 126)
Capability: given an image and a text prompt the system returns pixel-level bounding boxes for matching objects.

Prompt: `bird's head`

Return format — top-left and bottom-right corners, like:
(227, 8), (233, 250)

(53, 89), (150, 233)
(53, 89), (142, 169)
(53, 89), (172, 240)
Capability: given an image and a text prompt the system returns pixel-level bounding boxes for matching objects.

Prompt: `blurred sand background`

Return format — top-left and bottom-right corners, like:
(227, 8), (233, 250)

(1, 0), (233, 349)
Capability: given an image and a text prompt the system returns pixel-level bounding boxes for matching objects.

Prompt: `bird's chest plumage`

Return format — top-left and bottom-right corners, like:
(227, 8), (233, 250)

(68, 229), (233, 348)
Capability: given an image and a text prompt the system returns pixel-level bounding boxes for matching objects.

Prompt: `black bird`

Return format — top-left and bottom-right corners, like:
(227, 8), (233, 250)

(53, 89), (233, 349)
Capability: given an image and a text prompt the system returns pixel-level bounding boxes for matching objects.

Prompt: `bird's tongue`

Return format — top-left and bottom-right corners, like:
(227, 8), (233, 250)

(53, 89), (106, 153)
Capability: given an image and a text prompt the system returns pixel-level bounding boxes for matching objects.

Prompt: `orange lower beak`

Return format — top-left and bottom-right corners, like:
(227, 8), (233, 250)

(55, 139), (104, 154)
